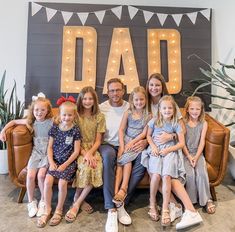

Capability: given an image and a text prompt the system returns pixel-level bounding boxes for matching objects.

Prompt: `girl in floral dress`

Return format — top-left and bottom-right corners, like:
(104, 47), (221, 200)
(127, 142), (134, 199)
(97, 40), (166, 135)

(65, 86), (105, 223)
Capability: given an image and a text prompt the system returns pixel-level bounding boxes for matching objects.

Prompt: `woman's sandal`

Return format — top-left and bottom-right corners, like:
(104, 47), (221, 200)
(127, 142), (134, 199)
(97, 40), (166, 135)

(161, 209), (171, 227)
(148, 205), (160, 221)
(112, 188), (127, 204)
(206, 199), (216, 214)
(65, 205), (79, 223)
(81, 201), (94, 214)
(49, 211), (63, 226)
(37, 213), (51, 228)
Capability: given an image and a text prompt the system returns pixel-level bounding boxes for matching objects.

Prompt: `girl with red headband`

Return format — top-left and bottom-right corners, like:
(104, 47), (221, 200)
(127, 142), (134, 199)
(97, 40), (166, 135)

(37, 96), (81, 228)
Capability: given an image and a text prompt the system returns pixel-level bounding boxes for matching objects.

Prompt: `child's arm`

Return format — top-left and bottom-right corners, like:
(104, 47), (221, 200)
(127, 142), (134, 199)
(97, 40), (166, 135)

(47, 137), (58, 171)
(0, 119), (27, 141)
(57, 139), (81, 171)
(146, 126), (159, 156)
(159, 131), (185, 156)
(117, 111), (128, 157)
(183, 143), (194, 167)
(192, 121), (208, 167)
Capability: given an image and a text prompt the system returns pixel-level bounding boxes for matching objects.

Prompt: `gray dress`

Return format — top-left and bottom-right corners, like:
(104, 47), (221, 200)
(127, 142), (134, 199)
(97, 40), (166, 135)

(184, 121), (211, 206)
(117, 111), (149, 166)
(27, 118), (53, 169)
(141, 118), (185, 183)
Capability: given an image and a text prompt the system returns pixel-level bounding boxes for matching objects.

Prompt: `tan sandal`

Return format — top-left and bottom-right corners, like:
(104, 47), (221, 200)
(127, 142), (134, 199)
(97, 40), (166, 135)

(206, 200), (216, 214)
(65, 205), (79, 223)
(37, 213), (51, 228)
(161, 209), (171, 227)
(49, 211), (63, 226)
(148, 205), (160, 221)
(112, 188), (127, 204)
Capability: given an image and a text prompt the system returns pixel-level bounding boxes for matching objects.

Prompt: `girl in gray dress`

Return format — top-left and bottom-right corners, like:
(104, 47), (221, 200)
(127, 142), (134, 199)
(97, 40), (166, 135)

(141, 95), (185, 226)
(183, 96), (216, 214)
(0, 93), (53, 218)
(112, 86), (151, 205)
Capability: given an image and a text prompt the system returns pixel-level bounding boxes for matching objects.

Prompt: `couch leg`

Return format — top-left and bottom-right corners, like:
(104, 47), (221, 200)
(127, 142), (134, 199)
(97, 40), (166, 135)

(17, 187), (26, 203)
(210, 186), (217, 201)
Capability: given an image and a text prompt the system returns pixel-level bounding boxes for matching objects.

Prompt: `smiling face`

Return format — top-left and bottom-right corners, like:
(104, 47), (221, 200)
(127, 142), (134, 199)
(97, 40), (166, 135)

(187, 101), (202, 121)
(107, 82), (124, 106)
(133, 92), (146, 111)
(33, 101), (48, 122)
(159, 100), (174, 121)
(60, 105), (75, 127)
(82, 92), (94, 110)
(148, 78), (163, 98)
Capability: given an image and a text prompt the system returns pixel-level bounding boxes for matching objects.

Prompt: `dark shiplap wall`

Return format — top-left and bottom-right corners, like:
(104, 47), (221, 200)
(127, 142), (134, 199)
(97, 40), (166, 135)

(26, 3), (211, 108)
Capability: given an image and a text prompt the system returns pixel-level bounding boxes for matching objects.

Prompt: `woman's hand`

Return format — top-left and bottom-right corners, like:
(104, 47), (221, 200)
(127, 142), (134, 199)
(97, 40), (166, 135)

(154, 132), (172, 145)
(132, 139), (148, 153)
(83, 151), (97, 169)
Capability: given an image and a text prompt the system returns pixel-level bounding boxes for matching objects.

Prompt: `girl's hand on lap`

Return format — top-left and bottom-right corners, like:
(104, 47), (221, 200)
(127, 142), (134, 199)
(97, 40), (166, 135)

(159, 147), (170, 156)
(187, 154), (194, 167)
(83, 152), (97, 168)
(57, 163), (67, 172)
(151, 146), (159, 156)
(49, 162), (57, 171)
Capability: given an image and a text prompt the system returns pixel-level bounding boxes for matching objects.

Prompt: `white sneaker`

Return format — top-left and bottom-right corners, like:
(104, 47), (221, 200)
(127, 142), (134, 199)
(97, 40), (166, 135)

(117, 204), (132, 225)
(27, 200), (38, 218)
(105, 210), (118, 232)
(36, 200), (45, 217)
(176, 210), (203, 230)
(169, 202), (182, 222)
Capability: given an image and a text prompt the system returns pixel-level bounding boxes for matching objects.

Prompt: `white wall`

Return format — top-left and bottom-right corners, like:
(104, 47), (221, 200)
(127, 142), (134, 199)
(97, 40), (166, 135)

(1, 0), (235, 131)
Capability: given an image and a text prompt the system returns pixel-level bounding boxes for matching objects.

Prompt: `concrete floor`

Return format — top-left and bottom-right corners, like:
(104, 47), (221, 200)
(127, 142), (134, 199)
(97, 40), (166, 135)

(0, 171), (235, 232)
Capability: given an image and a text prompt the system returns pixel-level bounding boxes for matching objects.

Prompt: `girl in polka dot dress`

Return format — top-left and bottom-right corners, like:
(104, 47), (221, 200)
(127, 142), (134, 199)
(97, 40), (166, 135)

(37, 96), (81, 228)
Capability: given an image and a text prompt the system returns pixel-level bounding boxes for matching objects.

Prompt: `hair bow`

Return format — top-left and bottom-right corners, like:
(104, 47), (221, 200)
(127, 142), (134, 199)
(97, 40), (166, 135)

(56, 96), (76, 106)
(32, 92), (46, 101)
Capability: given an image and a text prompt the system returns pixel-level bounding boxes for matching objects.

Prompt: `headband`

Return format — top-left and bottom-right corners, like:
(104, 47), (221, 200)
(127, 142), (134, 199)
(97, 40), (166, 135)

(32, 92), (46, 101)
(56, 96), (76, 106)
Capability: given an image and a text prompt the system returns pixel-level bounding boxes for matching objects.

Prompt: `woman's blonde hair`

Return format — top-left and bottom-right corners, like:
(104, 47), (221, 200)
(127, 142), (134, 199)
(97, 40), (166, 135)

(77, 86), (99, 116)
(54, 101), (79, 125)
(155, 95), (178, 127)
(129, 86), (148, 117)
(184, 96), (205, 122)
(26, 97), (53, 133)
(146, 73), (169, 113)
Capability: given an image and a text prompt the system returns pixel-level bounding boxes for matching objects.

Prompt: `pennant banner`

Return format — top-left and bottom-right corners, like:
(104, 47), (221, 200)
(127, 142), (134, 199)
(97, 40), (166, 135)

(31, 3), (211, 26)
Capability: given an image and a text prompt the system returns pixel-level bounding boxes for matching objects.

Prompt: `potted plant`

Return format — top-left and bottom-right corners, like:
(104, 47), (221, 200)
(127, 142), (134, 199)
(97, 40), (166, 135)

(0, 71), (24, 174)
(186, 54), (234, 179)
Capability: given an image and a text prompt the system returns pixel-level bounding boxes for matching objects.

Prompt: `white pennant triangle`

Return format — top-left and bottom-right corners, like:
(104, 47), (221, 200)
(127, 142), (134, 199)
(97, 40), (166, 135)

(31, 2), (42, 16)
(172, 14), (183, 26)
(128, 6), (138, 20)
(157, 13), (167, 26)
(200, 9), (211, 21)
(143, 10), (154, 24)
(61, 11), (73, 25)
(77, 12), (89, 25)
(95, 10), (106, 24)
(111, 6), (122, 20)
(187, 12), (198, 24)
(46, 7), (57, 22)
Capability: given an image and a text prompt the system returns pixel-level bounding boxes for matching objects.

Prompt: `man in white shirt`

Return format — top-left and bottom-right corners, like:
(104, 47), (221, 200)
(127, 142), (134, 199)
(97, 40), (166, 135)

(99, 78), (146, 232)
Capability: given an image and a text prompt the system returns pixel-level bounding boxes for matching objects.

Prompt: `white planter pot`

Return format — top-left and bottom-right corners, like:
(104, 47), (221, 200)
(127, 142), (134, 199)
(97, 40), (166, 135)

(0, 149), (8, 174)
(229, 141), (235, 180)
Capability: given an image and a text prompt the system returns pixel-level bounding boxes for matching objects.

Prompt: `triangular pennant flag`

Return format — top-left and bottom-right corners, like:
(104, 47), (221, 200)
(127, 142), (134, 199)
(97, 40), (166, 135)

(77, 12), (89, 25)
(187, 12), (198, 24)
(172, 14), (183, 26)
(31, 2), (42, 16)
(128, 6), (138, 20)
(200, 9), (211, 21)
(61, 11), (73, 25)
(143, 10), (154, 24)
(157, 13), (168, 26)
(111, 6), (122, 20)
(46, 7), (57, 22)
(95, 10), (106, 24)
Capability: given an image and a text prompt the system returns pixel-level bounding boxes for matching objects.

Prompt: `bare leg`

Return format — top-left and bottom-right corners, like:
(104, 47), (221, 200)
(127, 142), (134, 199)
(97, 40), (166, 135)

(26, 169), (37, 202)
(37, 167), (47, 201)
(74, 188), (93, 213)
(114, 165), (123, 194)
(55, 179), (68, 212)
(119, 163), (132, 192)
(44, 174), (54, 214)
(162, 176), (171, 210)
(171, 179), (195, 212)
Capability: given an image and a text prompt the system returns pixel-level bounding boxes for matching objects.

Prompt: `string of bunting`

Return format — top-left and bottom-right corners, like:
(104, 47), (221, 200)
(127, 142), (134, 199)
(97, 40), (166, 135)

(31, 2), (210, 26)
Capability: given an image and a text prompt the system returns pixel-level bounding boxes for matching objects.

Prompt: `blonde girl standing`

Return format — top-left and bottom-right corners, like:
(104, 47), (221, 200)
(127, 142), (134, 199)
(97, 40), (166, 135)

(0, 93), (53, 218)
(112, 86), (150, 205)
(183, 96), (216, 214)
(37, 97), (81, 227)
(65, 86), (105, 223)
(142, 95), (186, 226)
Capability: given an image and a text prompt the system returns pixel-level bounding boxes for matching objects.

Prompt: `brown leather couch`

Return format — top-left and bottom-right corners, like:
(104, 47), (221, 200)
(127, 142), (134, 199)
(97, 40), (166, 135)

(5, 111), (230, 203)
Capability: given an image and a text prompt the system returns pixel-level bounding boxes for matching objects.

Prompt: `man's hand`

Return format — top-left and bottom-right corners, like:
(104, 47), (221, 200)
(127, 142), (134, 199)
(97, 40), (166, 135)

(132, 139), (148, 153)
(154, 132), (172, 145)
